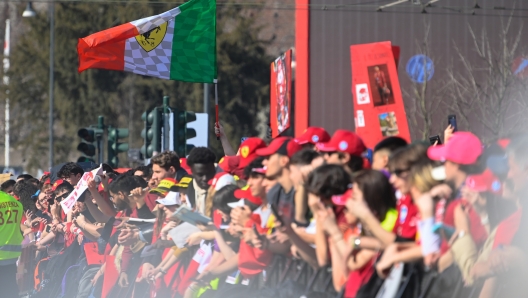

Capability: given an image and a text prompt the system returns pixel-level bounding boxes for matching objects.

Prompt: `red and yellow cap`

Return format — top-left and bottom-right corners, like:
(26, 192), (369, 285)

(237, 137), (267, 169)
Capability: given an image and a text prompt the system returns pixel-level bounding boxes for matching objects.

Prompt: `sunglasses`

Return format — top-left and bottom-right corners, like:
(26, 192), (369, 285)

(55, 193), (69, 201)
(392, 168), (410, 178)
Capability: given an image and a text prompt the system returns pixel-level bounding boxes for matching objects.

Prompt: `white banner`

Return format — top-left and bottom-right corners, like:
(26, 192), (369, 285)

(61, 164), (103, 214)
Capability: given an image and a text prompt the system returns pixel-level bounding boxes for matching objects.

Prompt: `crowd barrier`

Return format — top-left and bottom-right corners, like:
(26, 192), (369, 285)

(17, 243), (492, 298)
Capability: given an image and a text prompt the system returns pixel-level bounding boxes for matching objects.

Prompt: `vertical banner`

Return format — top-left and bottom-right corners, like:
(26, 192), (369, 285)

(350, 42), (410, 149)
(270, 49), (293, 138)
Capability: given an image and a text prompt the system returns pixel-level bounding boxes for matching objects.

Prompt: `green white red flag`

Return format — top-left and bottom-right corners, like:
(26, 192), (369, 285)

(77, 0), (216, 83)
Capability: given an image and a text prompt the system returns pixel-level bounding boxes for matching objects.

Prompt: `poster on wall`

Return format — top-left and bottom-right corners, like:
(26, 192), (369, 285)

(270, 49), (293, 138)
(350, 42), (410, 149)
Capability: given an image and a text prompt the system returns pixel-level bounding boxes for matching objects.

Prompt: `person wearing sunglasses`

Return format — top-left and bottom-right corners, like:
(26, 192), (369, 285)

(34, 190), (52, 223)
(334, 143), (426, 254)
(50, 180), (74, 223)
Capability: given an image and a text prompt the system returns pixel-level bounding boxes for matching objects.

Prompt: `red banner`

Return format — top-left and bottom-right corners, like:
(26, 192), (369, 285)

(350, 42), (410, 149)
(270, 49), (293, 138)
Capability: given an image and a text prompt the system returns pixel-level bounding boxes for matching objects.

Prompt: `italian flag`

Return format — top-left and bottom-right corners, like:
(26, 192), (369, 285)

(77, 0), (216, 83)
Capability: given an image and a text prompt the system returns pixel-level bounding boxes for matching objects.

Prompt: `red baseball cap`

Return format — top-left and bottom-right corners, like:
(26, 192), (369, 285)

(295, 127), (331, 145)
(428, 132), (483, 165)
(331, 189), (353, 206)
(237, 137), (267, 169)
(252, 167), (266, 175)
(51, 179), (66, 192)
(316, 130), (366, 156)
(255, 137), (303, 158)
(218, 156), (240, 173)
(232, 187), (263, 207)
(466, 169), (502, 194)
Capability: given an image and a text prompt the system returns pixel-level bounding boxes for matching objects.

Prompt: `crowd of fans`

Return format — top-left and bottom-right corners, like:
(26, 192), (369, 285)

(5, 123), (528, 298)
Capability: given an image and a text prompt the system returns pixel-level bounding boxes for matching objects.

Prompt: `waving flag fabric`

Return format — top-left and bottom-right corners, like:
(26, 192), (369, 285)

(77, 0), (216, 83)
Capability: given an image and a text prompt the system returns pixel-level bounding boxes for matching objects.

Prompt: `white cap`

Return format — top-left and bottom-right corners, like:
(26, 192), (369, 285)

(156, 191), (182, 206)
(212, 173), (237, 191)
(227, 199), (245, 209)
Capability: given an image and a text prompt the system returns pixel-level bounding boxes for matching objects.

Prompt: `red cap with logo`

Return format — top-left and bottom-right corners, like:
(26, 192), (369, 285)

(466, 169), (502, 194)
(255, 136), (303, 158)
(179, 158), (192, 174)
(233, 187), (263, 206)
(237, 137), (267, 169)
(295, 127), (331, 145)
(51, 179), (66, 192)
(218, 156), (240, 172)
(316, 130), (366, 156)
(427, 131), (483, 165)
(218, 155), (246, 179)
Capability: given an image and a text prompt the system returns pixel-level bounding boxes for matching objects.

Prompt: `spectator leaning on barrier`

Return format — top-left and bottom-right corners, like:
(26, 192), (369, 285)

(371, 136), (408, 171)
(186, 147), (217, 215)
(1, 179), (16, 196)
(57, 162), (84, 186)
(257, 136), (303, 220)
(151, 151), (188, 187)
(316, 129), (367, 176)
(294, 126), (331, 149)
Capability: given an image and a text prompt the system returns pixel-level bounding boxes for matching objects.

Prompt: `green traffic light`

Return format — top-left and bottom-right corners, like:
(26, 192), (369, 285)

(107, 126), (129, 168)
(173, 110), (197, 157)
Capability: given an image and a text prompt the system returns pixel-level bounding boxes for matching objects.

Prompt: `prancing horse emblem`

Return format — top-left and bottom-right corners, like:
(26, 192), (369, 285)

(135, 22), (168, 52)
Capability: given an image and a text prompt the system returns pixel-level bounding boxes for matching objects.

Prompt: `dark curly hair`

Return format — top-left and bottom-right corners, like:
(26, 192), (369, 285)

(1, 180), (15, 192)
(306, 164), (351, 200)
(14, 181), (39, 212)
(187, 147), (217, 167)
(108, 175), (148, 196)
(57, 162), (84, 179)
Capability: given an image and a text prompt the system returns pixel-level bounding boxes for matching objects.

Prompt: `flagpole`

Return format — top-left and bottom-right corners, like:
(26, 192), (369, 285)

(3, 19), (10, 171)
(214, 79), (219, 140)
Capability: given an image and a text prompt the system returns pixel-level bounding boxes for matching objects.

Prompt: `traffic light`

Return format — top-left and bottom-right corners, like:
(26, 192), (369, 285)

(107, 127), (129, 168)
(77, 128), (96, 163)
(173, 110), (197, 157)
(140, 108), (162, 159)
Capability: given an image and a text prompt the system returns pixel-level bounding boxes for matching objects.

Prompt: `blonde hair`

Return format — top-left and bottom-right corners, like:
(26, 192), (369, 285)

(204, 187), (216, 217)
(409, 160), (443, 194)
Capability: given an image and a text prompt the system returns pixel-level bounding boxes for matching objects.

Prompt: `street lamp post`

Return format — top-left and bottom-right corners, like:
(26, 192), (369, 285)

(24, 2), (54, 169)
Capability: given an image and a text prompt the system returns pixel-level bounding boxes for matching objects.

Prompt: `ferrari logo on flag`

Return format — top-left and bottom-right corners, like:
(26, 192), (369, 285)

(135, 22), (168, 52)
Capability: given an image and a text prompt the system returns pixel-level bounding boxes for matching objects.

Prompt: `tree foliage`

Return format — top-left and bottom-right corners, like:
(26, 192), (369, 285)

(7, 0), (272, 171)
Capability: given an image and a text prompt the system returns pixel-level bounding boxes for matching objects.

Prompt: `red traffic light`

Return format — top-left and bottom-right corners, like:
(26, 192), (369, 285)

(78, 128), (95, 142)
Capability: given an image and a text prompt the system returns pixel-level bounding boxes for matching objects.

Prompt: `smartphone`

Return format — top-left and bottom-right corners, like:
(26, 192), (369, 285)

(45, 225), (51, 233)
(432, 222), (456, 240)
(270, 204), (284, 226)
(429, 135), (442, 145)
(252, 224), (260, 237)
(448, 115), (457, 132)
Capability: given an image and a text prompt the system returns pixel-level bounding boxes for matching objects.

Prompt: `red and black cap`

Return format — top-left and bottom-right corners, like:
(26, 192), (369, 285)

(255, 137), (303, 158)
